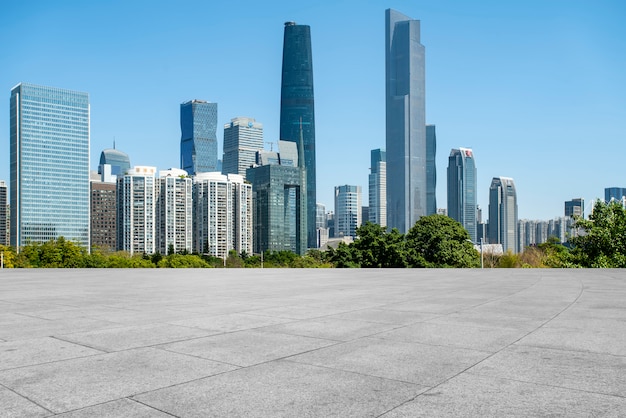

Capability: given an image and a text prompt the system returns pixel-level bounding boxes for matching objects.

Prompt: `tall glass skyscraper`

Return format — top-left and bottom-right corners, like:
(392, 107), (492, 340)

(280, 21), (316, 249)
(489, 176), (518, 253)
(605, 187), (626, 203)
(447, 148), (477, 242)
(368, 149), (386, 227)
(335, 185), (362, 239)
(180, 100), (218, 175)
(98, 148), (130, 176)
(385, 9), (427, 233)
(426, 125), (437, 215)
(222, 117), (263, 177)
(10, 83), (90, 248)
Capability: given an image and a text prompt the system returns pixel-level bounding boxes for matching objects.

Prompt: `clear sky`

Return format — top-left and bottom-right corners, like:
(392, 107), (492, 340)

(1, 0), (625, 221)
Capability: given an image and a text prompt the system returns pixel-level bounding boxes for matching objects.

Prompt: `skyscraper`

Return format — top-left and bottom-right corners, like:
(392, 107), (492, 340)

(447, 148), (477, 242)
(90, 175), (117, 252)
(426, 125), (437, 215)
(98, 148), (130, 176)
(368, 149), (386, 227)
(385, 9), (427, 233)
(280, 21), (316, 249)
(247, 141), (307, 255)
(180, 100), (218, 175)
(564, 198), (584, 218)
(10, 83), (90, 248)
(157, 168), (193, 255)
(222, 117), (263, 177)
(0, 180), (7, 245)
(335, 185), (362, 239)
(488, 177), (518, 253)
(117, 166), (157, 255)
(605, 187), (626, 203)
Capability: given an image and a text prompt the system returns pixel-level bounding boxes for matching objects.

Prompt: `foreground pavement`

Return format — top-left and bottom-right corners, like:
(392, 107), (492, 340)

(0, 268), (625, 417)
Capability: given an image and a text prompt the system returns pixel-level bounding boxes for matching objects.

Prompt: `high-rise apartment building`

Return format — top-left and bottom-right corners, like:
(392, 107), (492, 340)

(564, 198), (584, 218)
(90, 172), (117, 252)
(98, 148), (130, 176)
(193, 172), (252, 259)
(488, 177), (518, 253)
(368, 149), (386, 227)
(447, 148), (477, 242)
(117, 166), (157, 255)
(316, 202), (328, 248)
(605, 187), (626, 203)
(157, 168), (193, 255)
(335, 185), (362, 239)
(280, 21), (317, 249)
(247, 141), (307, 255)
(222, 117), (263, 177)
(10, 83), (90, 248)
(385, 9), (427, 233)
(0, 180), (7, 245)
(180, 100), (218, 175)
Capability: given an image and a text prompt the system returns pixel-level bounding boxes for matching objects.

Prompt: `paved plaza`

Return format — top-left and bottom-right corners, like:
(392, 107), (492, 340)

(0, 268), (625, 417)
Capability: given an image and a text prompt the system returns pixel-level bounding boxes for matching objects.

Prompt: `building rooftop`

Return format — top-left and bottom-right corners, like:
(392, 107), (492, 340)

(0, 269), (624, 416)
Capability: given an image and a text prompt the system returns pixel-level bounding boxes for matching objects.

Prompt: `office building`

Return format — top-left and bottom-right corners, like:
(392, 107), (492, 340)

(98, 148), (130, 177)
(426, 125), (437, 215)
(564, 198), (584, 219)
(247, 141), (307, 255)
(180, 100), (218, 175)
(193, 172), (252, 259)
(316, 203), (329, 248)
(335, 185), (362, 239)
(605, 187), (626, 203)
(385, 9), (427, 233)
(157, 168), (193, 255)
(0, 180), (6, 245)
(280, 21), (317, 249)
(222, 117), (263, 177)
(488, 177), (518, 253)
(90, 170), (117, 252)
(368, 149), (386, 227)
(10, 83), (90, 248)
(448, 148), (477, 242)
(117, 166), (157, 255)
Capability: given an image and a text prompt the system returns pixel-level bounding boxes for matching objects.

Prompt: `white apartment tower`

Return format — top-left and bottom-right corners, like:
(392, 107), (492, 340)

(193, 173), (252, 258)
(117, 166), (157, 255)
(157, 168), (193, 254)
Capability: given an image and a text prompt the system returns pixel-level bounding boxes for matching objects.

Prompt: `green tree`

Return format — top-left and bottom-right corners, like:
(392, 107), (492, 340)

(0, 245), (17, 268)
(327, 242), (360, 268)
(405, 214), (480, 268)
(157, 254), (210, 268)
(350, 222), (406, 267)
(570, 200), (626, 267)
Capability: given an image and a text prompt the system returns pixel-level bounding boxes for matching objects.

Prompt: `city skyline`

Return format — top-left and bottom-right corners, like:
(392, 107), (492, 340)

(1, 1), (625, 221)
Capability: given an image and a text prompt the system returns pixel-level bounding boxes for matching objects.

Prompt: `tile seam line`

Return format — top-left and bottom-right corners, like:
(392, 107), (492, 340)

(0, 381), (55, 415)
(375, 274), (586, 418)
(49, 397), (180, 418)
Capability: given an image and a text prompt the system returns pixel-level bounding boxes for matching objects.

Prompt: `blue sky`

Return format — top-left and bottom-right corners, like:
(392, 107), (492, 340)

(1, 0), (625, 221)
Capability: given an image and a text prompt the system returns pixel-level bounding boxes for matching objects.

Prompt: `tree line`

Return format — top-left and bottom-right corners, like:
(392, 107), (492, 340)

(1, 200), (625, 268)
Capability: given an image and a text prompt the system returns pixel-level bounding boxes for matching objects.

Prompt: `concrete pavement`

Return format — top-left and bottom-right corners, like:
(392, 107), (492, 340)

(0, 268), (624, 417)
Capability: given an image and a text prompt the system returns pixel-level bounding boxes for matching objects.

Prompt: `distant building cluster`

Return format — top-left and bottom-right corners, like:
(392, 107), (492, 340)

(2, 10), (621, 258)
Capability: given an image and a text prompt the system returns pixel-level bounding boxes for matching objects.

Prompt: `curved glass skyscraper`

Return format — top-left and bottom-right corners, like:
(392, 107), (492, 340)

(489, 176), (518, 253)
(280, 21), (316, 249)
(180, 100), (218, 175)
(385, 9), (427, 234)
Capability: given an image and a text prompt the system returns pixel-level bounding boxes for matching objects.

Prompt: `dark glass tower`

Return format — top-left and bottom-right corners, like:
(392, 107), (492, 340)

(280, 21), (316, 249)
(426, 125), (437, 215)
(447, 148), (477, 242)
(180, 100), (218, 175)
(385, 9), (426, 233)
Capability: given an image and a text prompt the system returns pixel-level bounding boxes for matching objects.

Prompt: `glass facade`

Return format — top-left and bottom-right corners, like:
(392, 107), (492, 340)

(280, 21), (317, 249)
(10, 83), (90, 248)
(180, 100), (218, 175)
(426, 125), (437, 216)
(489, 177), (518, 253)
(335, 185), (362, 239)
(447, 148), (477, 242)
(385, 9), (427, 234)
(605, 187), (626, 203)
(98, 148), (130, 176)
(222, 117), (263, 177)
(368, 149), (386, 227)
